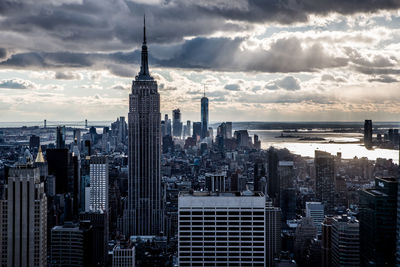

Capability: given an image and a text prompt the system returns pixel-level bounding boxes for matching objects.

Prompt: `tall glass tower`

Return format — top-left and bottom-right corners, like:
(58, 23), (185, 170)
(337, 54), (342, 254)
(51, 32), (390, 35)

(201, 91), (209, 139)
(124, 16), (162, 236)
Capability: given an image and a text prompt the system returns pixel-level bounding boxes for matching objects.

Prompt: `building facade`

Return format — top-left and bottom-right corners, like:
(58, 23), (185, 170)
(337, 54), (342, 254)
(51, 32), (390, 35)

(124, 17), (162, 236)
(315, 151), (335, 214)
(178, 191), (266, 266)
(1, 166), (47, 267)
(89, 156), (109, 212)
(200, 93), (209, 140)
(331, 215), (360, 267)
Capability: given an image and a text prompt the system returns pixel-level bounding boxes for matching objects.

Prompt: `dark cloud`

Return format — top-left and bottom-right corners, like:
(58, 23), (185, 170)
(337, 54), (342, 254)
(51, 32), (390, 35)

(0, 36), (350, 73)
(0, 79), (35, 89)
(321, 74), (347, 83)
(368, 75), (399, 83)
(265, 76), (301, 91)
(0, 48), (6, 59)
(110, 84), (128, 90)
(0, 0), (399, 55)
(224, 84), (240, 91)
(55, 71), (82, 80)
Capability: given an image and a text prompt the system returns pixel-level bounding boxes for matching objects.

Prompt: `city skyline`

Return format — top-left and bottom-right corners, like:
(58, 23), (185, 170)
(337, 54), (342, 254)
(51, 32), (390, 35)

(0, 1), (400, 122)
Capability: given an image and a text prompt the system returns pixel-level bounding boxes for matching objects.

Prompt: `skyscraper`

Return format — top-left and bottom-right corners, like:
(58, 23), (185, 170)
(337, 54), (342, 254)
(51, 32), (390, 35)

(315, 150), (335, 214)
(172, 109), (182, 138)
(266, 202), (282, 267)
(306, 202), (325, 234)
(0, 166), (47, 267)
(201, 91), (209, 139)
(89, 156), (109, 212)
(364, 119), (372, 149)
(359, 177), (397, 266)
(178, 191), (267, 266)
(124, 17), (162, 236)
(331, 215), (360, 267)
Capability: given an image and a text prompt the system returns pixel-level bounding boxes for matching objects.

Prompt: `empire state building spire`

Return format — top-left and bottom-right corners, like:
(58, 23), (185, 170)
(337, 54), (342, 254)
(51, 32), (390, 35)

(137, 15), (152, 80)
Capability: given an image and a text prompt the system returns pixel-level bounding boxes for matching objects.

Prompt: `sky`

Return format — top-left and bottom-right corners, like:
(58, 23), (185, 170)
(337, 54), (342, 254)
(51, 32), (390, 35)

(1, 0), (400, 122)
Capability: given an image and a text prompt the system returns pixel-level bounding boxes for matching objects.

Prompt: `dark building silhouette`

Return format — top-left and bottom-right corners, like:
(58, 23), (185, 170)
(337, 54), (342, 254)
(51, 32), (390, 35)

(268, 148), (279, 205)
(201, 92), (209, 139)
(254, 160), (265, 192)
(172, 109), (182, 138)
(29, 134), (40, 149)
(364, 120), (372, 149)
(50, 221), (94, 267)
(359, 177), (397, 266)
(315, 150), (335, 214)
(47, 148), (70, 194)
(56, 126), (65, 149)
(279, 161), (296, 223)
(321, 216), (333, 267)
(192, 122), (202, 141)
(79, 212), (109, 267)
(124, 17), (162, 236)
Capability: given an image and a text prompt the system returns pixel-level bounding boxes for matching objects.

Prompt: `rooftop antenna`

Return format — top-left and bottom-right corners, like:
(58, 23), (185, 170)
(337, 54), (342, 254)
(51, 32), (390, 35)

(202, 83), (207, 97)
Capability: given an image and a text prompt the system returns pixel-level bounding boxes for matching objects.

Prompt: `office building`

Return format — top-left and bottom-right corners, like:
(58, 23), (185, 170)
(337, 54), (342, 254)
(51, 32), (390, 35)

(80, 212), (109, 267)
(226, 122), (232, 138)
(0, 166), (47, 267)
(364, 119), (372, 149)
(315, 151), (335, 214)
(89, 156), (109, 212)
(268, 148), (279, 206)
(124, 17), (162, 236)
(56, 126), (66, 149)
(234, 130), (250, 148)
(173, 109), (182, 138)
(279, 161), (296, 222)
(331, 215), (360, 267)
(205, 172), (227, 192)
(178, 191), (266, 266)
(294, 217), (317, 265)
(201, 92), (209, 139)
(50, 221), (94, 267)
(322, 216), (334, 267)
(29, 134), (40, 149)
(359, 177), (397, 266)
(306, 202), (325, 234)
(186, 120), (191, 137)
(192, 122), (202, 141)
(112, 239), (135, 267)
(266, 204), (282, 267)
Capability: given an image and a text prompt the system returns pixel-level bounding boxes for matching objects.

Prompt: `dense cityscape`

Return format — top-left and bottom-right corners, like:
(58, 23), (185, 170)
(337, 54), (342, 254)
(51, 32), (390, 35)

(1, 9), (400, 267)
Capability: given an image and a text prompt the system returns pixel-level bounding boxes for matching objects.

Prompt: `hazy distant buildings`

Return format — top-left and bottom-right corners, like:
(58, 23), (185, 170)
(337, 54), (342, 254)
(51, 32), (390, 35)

(364, 120), (372, 149)
(0, 166), (47, 267)
(359, 177), (397, 266)
(178, 191), (267, 266)
(124, 18), (162, 236)
(192, 122), (201, 141)
(315, 151), (335, 214)
(201, 92), (209, 140)
(173, 109), (182, 138)
(29, 134), (40, 149)
(226, 122), (232, 138)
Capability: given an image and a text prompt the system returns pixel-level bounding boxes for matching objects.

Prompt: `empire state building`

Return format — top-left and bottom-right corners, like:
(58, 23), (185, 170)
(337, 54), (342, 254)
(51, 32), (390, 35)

(124, 17), (162, 236)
